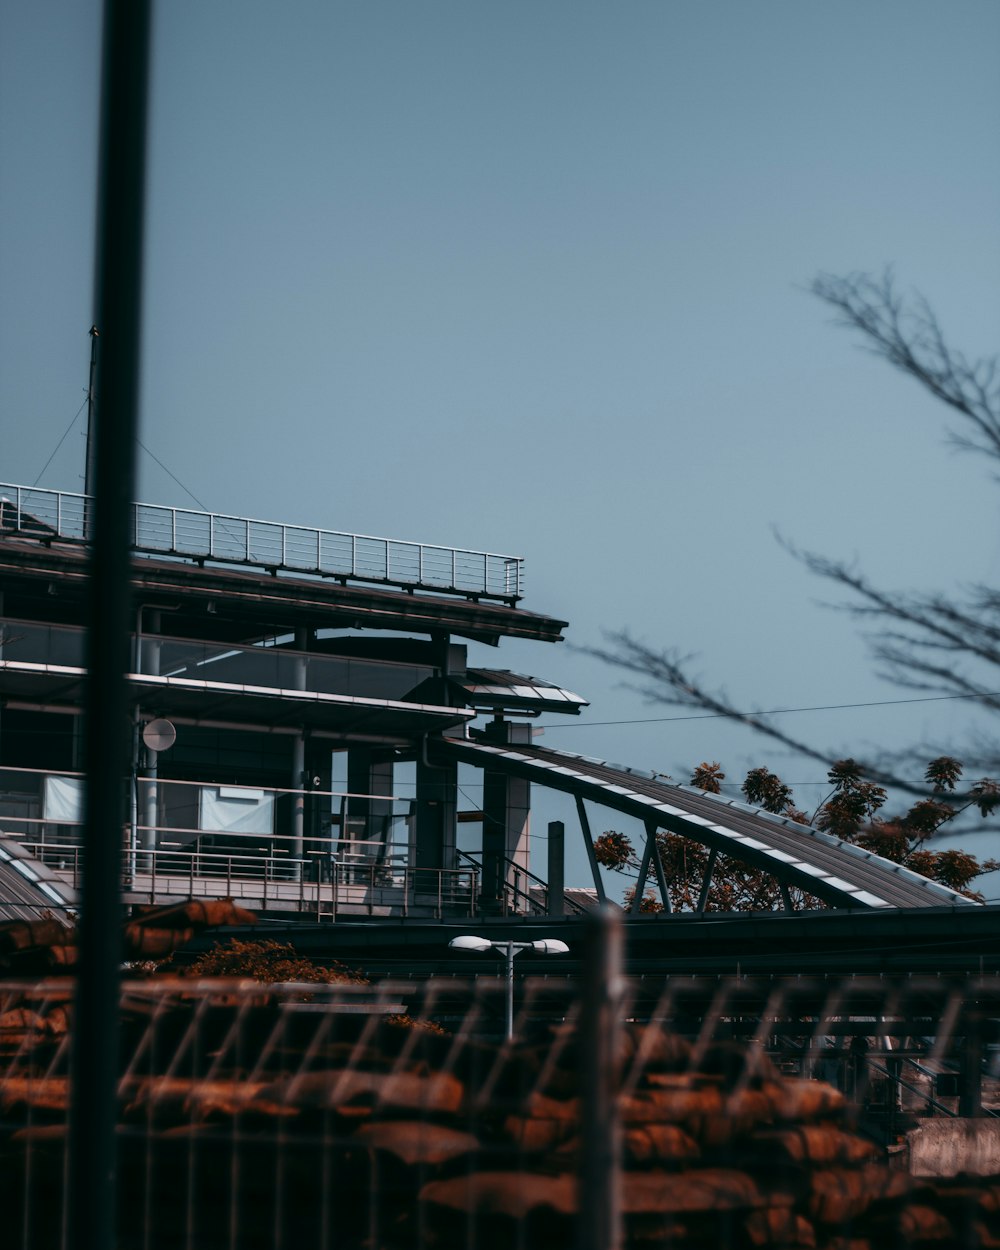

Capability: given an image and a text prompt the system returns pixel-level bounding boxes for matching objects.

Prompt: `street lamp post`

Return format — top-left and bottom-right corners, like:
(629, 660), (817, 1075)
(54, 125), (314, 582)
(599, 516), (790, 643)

(448, 935), (569, 1040)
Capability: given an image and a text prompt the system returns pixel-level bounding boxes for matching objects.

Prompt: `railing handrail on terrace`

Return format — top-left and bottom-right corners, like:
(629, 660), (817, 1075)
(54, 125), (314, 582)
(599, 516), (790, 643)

(0, 482), (524, 604)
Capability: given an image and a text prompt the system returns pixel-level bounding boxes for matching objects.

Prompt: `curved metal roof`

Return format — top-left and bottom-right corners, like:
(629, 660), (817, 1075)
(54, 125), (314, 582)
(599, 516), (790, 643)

(0, 835), (75, 921)
(437, 738), (979, 911)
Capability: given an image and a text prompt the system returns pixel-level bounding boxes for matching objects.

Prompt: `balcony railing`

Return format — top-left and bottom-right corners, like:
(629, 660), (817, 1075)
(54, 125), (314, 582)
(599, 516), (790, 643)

(17, 842), (480, 921)
(0, 482), (524, 603)
(0, 766), (482, 920)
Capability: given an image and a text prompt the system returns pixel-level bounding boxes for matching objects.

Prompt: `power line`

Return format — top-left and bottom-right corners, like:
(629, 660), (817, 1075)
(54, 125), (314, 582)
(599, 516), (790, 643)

(32, 404), (211, 516)
(32, 397), (89, 487)
(537, 690), (1000, 731)
(137, 440), (211, 512)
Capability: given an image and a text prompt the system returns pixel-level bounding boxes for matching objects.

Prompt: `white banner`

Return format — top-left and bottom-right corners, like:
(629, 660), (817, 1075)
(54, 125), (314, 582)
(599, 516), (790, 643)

(43, 775), (84, 823)
(199, 786), (274, 836)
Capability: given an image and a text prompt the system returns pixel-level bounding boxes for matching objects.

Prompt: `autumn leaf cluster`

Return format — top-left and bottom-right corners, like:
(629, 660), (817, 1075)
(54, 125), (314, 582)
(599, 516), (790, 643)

(185, 938), (368, 984)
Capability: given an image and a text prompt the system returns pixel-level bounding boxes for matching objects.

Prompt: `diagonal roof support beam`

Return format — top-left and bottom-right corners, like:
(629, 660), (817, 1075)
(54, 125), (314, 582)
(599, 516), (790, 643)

(696, 847), (718, 915)
(646, 819), (672, 914)
(575, 796), (606, 904)
(631, 823), (657, 914)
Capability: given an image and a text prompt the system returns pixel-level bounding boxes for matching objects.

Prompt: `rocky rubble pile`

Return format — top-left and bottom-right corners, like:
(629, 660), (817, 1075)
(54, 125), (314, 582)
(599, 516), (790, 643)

(1, 980), (999, 1248)
(0, 899), (257, 973)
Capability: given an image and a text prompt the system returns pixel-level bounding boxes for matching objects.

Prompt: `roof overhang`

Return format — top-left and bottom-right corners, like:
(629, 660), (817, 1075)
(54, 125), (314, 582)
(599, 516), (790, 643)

(0, 539), (569, 647)
(0, 662), (473, 740)
(452, 667), (589, 716)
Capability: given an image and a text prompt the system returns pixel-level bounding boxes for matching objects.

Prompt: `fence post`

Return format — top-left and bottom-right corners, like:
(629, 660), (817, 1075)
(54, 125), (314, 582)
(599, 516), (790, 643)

(960, 1008), (986, 1117)
(576, 907), (624, 1250)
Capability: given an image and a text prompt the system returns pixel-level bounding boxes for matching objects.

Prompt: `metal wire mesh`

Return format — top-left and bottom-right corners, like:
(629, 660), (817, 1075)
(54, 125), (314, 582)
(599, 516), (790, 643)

(4, 967), (1000, 1248)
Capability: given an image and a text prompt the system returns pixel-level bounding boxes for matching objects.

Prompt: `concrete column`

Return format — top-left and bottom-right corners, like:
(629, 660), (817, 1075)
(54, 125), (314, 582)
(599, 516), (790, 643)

(481, 720), (532, 913)
(960, 1016), (985, 1118)
(347, 749), (395, 854)
(289, 627), (309, 877)
(140, 609), (160, 852)
(141, 608), (161, 679)
(414, 754), (457, 885)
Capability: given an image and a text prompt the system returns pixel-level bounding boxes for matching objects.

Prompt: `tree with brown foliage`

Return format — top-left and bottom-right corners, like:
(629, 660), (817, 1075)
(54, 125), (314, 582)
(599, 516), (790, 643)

(185, 938), (367, 984)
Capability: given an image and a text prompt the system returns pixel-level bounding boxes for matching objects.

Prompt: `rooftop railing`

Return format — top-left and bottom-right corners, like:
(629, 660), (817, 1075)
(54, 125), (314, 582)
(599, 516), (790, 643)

(0, 482), (524, 603)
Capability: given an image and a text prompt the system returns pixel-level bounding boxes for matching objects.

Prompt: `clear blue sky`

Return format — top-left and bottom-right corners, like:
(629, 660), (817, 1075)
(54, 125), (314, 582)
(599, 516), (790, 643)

(3, 2), (1000, 890)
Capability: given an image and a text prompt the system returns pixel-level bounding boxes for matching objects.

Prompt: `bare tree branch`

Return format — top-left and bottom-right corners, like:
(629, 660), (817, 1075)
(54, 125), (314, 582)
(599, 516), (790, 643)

(811, 270), (1000, 461)
(589, 271), (1000, 815)
(581, 631), (923, 794)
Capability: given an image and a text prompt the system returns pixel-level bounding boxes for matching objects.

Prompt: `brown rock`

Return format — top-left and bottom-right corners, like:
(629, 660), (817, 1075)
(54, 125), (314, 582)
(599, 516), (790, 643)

(0, 917), (71, 953)
(351, 1120), (480, 1166)
(744, 1207), (816, 1247)
(260, 1068), (464, 1117)
(752, 1125), (881, 1168)
(808, 1163), (911, 1224)
(420, 1171), (576, 1218)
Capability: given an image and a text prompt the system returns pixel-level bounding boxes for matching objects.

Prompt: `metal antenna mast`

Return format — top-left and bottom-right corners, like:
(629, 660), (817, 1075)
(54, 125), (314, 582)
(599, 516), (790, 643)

(84, 324), (99, 533)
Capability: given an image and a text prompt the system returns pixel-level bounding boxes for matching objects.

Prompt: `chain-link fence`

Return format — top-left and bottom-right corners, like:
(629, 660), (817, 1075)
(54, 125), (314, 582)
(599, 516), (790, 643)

(4, 919), (1000, 1248)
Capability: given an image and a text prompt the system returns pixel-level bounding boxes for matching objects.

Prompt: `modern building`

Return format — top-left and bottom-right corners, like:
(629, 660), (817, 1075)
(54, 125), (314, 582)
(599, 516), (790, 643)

(0, 481), (977, 923)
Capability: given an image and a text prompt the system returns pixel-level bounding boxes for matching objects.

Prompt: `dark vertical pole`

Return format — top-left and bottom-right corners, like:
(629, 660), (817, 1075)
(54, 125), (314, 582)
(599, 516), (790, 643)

(547, 819), (565, 916)
(504, 942), (515, 1041)
(68, 4), (151, 1250)
(959, 1013), (984, 1118)
(577, 907), (623, 1250)
(85, 325), (100, 530)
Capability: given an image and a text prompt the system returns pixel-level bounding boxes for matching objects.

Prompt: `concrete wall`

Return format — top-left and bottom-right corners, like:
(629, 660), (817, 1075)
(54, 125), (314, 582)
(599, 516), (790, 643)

(907, 1120), (1000, 1177)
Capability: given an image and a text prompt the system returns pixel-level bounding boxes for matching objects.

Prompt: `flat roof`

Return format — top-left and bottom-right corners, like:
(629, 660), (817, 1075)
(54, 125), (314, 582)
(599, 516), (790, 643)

(0, 538), (568, 646)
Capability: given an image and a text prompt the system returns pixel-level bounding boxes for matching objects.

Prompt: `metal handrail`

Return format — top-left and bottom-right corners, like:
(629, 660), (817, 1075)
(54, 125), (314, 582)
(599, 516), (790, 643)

(863, 1052), (1000, 1120)
(457, 847), (588, 915)
(18, 841), (478, 920)
(0, 482), (524, 603)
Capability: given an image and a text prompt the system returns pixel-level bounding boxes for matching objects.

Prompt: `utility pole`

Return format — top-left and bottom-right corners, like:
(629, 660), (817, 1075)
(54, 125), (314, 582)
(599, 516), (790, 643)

(67, 3), (151, 1248)
(84, 325), (99, 536)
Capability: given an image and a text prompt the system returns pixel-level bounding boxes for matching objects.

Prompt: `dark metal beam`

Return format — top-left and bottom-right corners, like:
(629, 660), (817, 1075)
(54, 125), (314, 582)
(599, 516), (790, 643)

(575, 796), (606, 904)
(646, 819), (672, 914)
(696, 847), (719, 915)
(631, 823), (656, 914)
